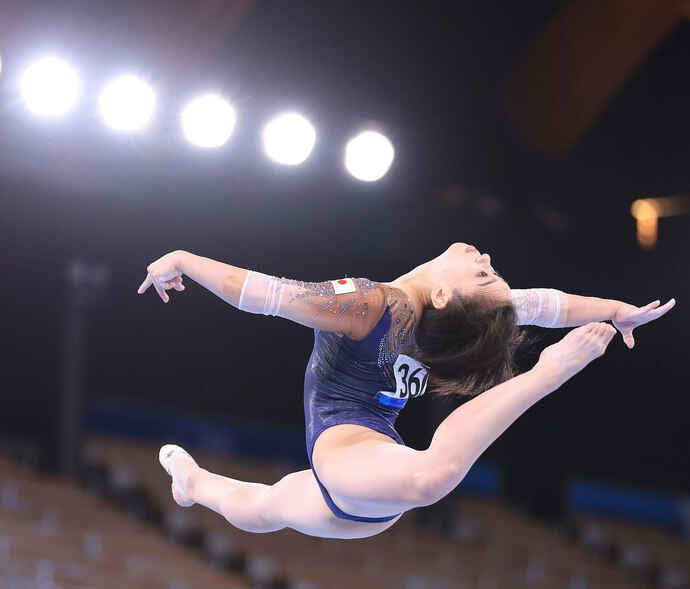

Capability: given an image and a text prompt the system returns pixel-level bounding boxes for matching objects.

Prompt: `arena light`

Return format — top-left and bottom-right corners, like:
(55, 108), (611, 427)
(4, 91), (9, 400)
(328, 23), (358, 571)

(20, 56), (80, 117)
(181, 94), (236, 148)
(631, 199), (659, 250)
(263, 112), (316, 165)
(99, 75), (155, 132)
(630, 195), (690, 250)
(344, 130), (394, 182)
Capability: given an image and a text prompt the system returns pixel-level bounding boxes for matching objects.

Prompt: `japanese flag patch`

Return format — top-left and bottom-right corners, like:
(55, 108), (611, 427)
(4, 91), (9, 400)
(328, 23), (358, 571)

(331, 278), (356, 294)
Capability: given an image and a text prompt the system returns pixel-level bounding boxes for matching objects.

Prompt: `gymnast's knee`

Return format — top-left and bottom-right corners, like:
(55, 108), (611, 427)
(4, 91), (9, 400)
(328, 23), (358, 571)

(219, 484), (284, 534)
(414, 462), (464, 507)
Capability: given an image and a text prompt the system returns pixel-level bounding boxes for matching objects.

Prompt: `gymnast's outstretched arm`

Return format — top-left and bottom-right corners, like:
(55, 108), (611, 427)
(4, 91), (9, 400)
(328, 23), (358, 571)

(511, 288), (675, 348)
(137, 249), (386, 340)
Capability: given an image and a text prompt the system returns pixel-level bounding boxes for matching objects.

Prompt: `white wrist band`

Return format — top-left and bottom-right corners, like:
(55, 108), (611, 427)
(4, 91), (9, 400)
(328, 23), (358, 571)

(239, 270), (285, 316)
(510, 288), (568, 327)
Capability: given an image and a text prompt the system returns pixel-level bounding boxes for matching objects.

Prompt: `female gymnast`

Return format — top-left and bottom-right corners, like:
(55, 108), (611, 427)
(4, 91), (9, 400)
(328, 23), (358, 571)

(137, 244), (675, 539)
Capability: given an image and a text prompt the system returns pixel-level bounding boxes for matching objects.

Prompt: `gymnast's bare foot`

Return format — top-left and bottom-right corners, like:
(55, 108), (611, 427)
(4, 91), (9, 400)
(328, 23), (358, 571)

(159, 444), (197, 507)
(537, 322), (617, 384)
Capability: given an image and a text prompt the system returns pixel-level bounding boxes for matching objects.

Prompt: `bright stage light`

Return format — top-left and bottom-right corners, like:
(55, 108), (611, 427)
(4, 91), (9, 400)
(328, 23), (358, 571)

(181, 94), (236, 148)
(20, 56), (80, 117)
(100, 75), (155, 132)
(344, 131), (394, 182)
(263, 112), (316, 165)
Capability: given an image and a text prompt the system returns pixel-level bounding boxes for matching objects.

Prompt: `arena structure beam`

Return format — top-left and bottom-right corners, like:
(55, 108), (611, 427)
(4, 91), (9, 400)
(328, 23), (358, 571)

(60, 260), (110, 478)
(113, 0), (257, 79)
(0, 0), (256, 81)
(502, 0), (685, 155)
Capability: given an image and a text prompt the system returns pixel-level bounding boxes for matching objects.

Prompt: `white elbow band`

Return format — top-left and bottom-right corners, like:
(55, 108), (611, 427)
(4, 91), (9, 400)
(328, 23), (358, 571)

(238, 270), (286, 316)
(510, 288), (568, 327)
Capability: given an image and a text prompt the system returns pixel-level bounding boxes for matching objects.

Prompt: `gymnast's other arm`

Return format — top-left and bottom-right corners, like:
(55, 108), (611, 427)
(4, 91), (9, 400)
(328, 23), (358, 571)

(136, 250), (385, 340)
(511, 287), (676, 349)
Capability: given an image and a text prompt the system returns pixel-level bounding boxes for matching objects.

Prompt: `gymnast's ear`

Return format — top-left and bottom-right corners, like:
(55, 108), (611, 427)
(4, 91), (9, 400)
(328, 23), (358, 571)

(430, 284), (451, 310)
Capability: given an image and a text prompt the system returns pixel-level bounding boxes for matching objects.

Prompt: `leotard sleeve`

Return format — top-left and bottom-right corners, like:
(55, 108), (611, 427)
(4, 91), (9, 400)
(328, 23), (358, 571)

(510, 288), (568, 328)
(238, 270), (387, 340)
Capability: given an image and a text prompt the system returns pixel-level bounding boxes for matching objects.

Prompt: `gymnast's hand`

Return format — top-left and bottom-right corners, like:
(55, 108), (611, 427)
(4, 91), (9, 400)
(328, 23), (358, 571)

(612, 298), (676, 349)
(137, 250), (186, 303)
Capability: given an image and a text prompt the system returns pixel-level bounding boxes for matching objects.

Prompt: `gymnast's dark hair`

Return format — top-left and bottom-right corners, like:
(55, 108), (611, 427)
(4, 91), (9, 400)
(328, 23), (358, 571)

(414, 292), (532, 398)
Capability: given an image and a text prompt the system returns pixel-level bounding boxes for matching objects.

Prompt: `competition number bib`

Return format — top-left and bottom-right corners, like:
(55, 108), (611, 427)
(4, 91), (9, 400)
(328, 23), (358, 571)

(376, 354), (429, 408)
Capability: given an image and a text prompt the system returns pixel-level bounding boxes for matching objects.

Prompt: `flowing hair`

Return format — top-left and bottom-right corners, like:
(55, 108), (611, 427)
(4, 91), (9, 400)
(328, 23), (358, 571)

(414, 292), (534, 398)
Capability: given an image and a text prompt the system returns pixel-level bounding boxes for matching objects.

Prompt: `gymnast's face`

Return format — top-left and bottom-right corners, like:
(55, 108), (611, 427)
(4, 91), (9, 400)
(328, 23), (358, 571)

(433, 242), (511, 307)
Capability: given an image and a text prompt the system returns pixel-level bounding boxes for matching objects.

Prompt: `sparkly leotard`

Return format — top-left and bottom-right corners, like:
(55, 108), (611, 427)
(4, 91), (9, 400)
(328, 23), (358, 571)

(239, 272), (426, 522)
(300, 281), (428, 522)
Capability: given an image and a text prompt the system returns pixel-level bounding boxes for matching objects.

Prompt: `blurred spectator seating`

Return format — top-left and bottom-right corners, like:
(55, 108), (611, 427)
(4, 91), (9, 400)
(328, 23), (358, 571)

(570, 513), (689, 589)
(0, 454), (248, 588)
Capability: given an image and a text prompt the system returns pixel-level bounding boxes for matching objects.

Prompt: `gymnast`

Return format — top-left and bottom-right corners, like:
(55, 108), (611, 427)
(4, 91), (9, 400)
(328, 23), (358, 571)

(137, 244), (675, 539)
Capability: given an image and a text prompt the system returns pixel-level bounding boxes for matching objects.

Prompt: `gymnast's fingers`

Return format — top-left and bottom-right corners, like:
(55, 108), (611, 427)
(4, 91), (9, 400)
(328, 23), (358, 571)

(138, 273), (153, 294)
(650, 298), (675, 318)
(639, 300), (661, 311)
(164, 278), (185, 292)
(152, 276), (169, 303)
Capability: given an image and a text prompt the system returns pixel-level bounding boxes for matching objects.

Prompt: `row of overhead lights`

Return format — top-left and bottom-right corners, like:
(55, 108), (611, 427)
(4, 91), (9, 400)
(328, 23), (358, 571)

(11, 55), (395, 182)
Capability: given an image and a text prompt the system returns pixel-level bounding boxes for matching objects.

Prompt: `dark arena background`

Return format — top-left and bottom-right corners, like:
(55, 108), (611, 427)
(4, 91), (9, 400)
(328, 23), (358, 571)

(1, 1), (689, 587)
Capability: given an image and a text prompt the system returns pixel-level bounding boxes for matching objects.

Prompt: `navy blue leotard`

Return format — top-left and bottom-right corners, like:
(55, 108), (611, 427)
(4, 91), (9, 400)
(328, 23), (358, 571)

(303, 283), (429, 523)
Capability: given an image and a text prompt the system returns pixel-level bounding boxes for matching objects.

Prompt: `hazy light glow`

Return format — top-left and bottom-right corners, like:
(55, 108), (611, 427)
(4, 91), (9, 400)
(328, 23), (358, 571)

(344, 131), (394, 182)
(20, 56), (80, 117)
(263, 112), (316, 165)
(181, 94), (236, 148)
(631, 200), (659, 250)
(100, 75), (155, 132)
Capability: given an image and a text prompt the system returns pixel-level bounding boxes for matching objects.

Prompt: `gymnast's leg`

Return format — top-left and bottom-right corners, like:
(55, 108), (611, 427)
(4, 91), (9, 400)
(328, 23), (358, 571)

(160, 446), (376, 538)
(160, 446), (281, 533)
(314, 323), (616, 516)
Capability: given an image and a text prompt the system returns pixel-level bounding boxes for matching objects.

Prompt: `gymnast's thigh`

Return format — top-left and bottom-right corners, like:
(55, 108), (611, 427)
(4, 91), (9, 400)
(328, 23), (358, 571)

(268, 469), (399, 539)
(311, 424), (433, 516)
